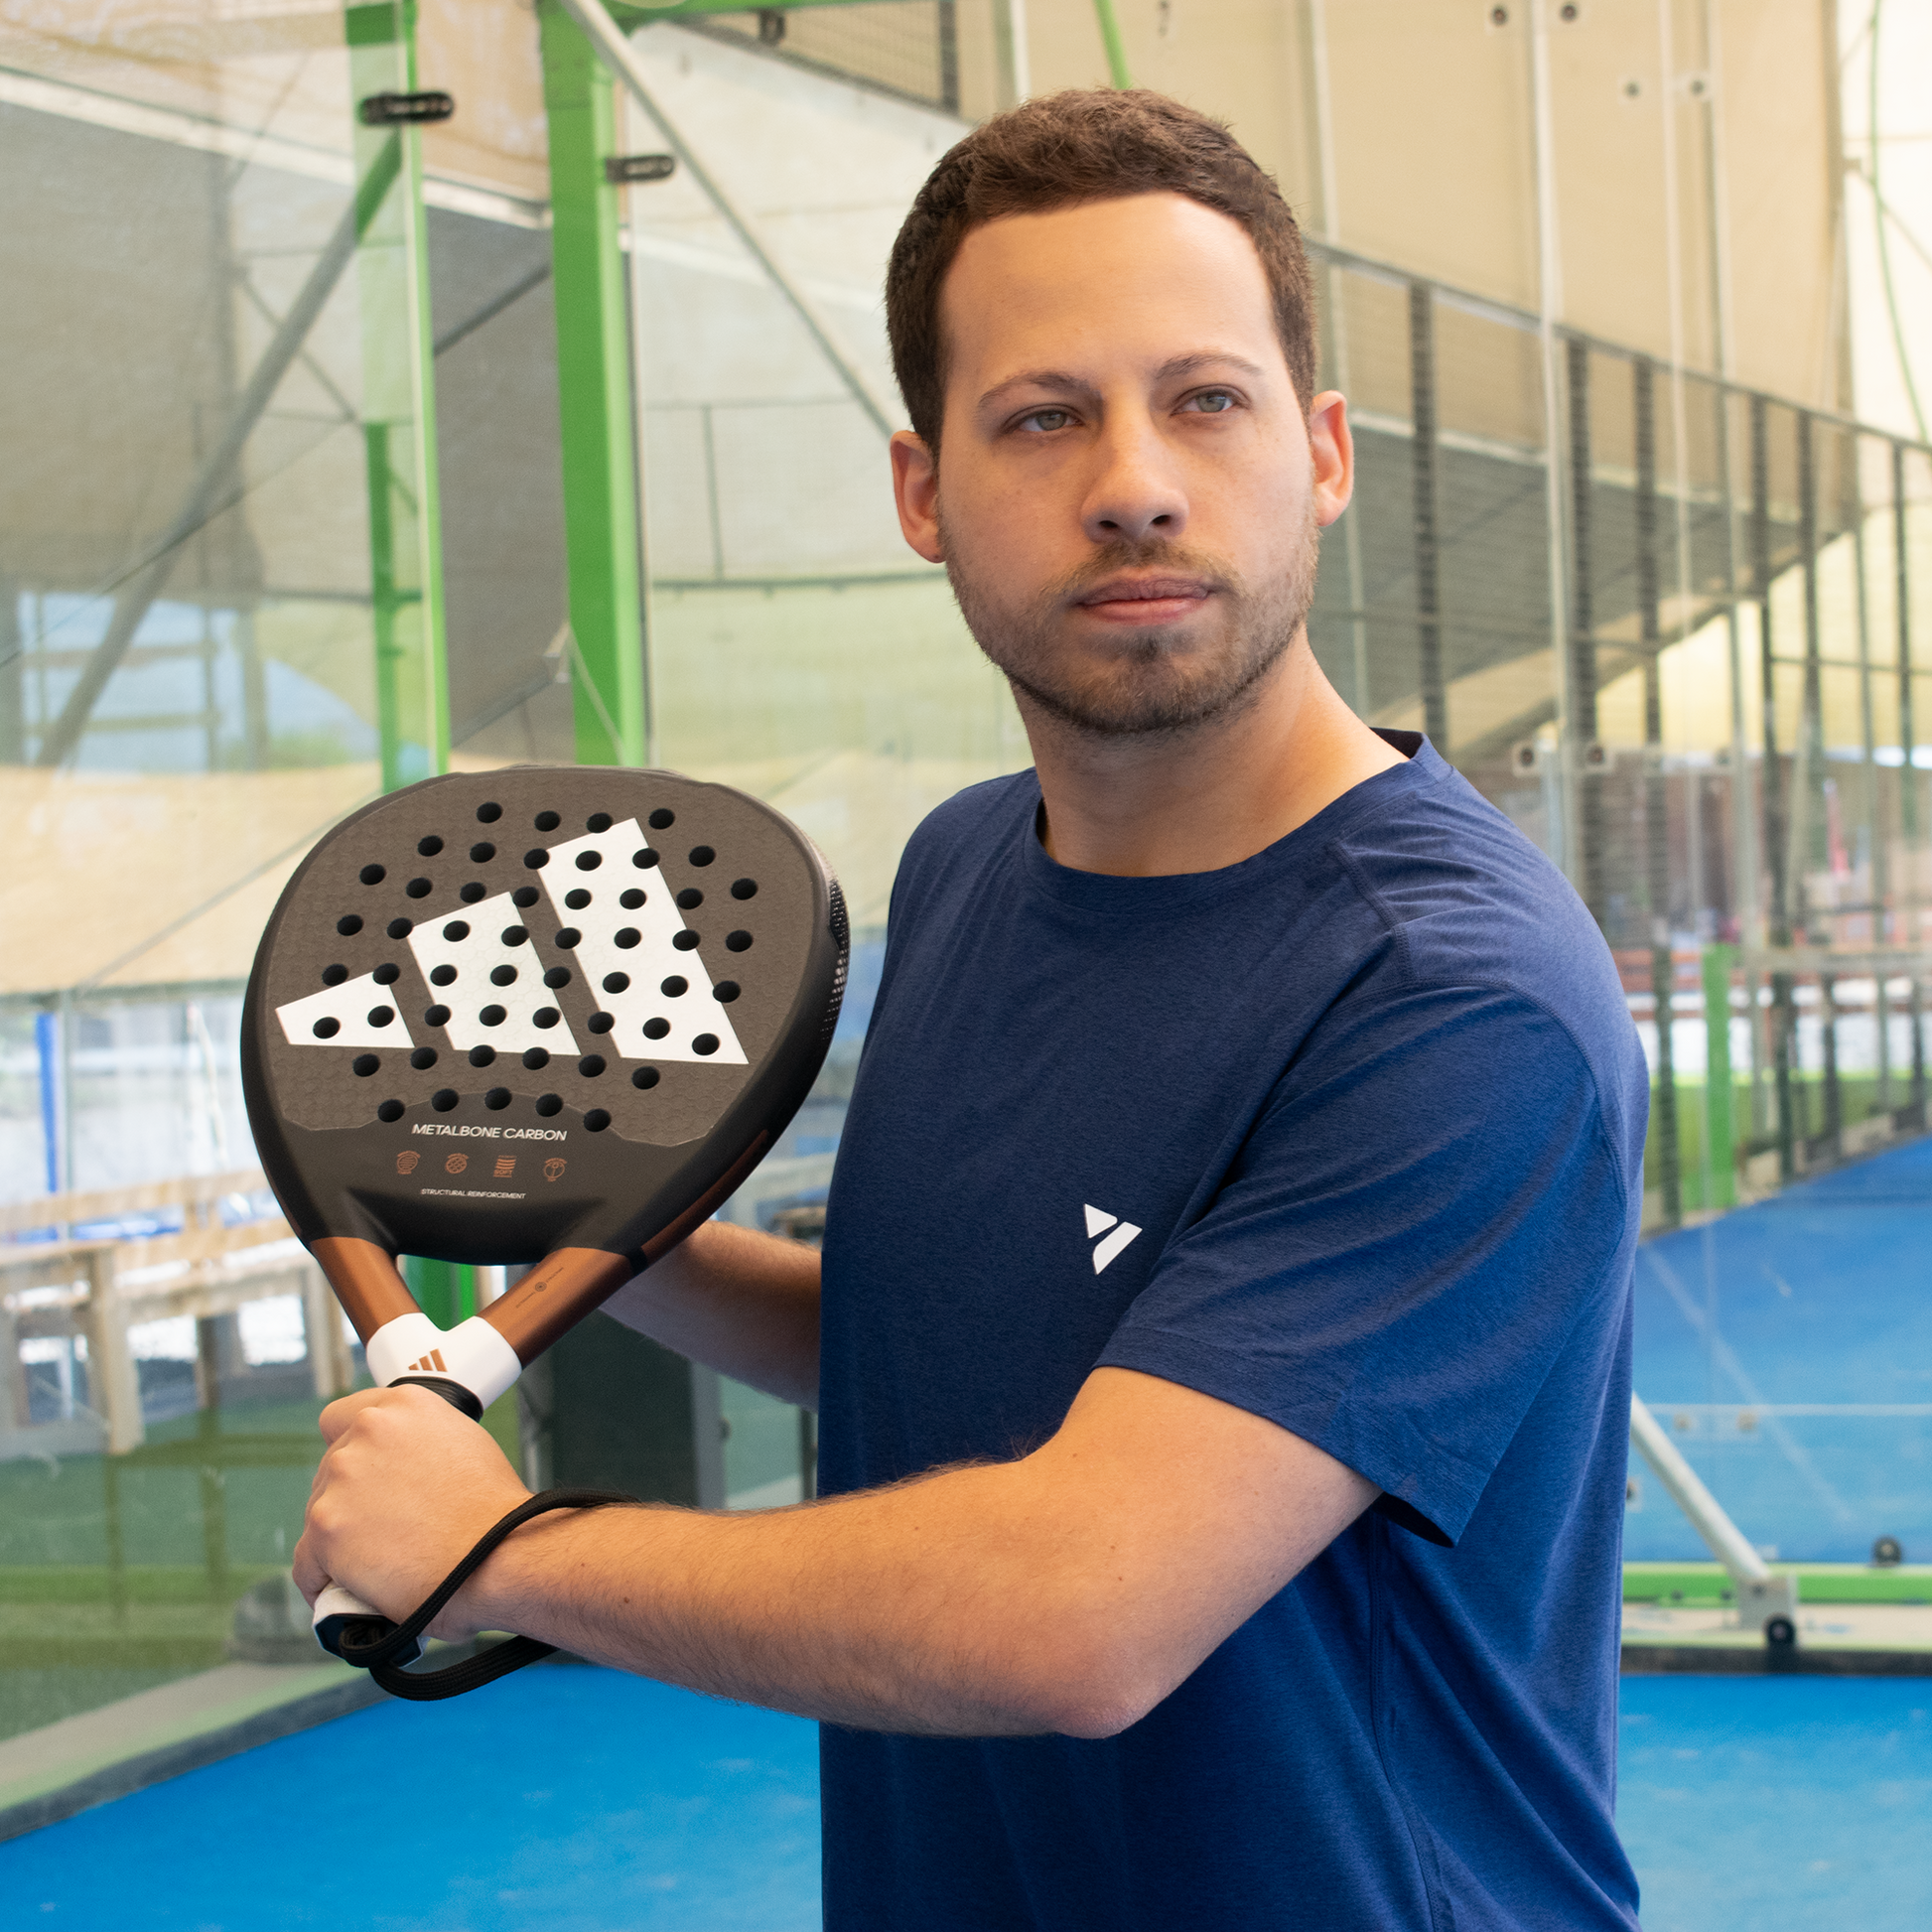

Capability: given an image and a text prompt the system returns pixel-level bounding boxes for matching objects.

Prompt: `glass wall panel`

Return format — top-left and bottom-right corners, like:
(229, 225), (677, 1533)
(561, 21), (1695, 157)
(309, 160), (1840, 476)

(0, 11), (378, 1759)
(622, 19), (1025, 1211)
(1429, 295), (1559, 826)
(0, 1), (565, 1779)
(1306, 264), (1422, 736)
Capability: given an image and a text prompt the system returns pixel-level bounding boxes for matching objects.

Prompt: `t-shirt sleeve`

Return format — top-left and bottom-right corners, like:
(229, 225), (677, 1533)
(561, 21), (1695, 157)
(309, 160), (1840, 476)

(1095, 982), (1635, 1547)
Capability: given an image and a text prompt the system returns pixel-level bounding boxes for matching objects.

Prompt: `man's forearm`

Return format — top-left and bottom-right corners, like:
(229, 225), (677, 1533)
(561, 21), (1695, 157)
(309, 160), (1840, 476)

(600, 1219), (820, 1408)
(453, 1369), (1373, 1741)
(463, 1460), (1114, 1738)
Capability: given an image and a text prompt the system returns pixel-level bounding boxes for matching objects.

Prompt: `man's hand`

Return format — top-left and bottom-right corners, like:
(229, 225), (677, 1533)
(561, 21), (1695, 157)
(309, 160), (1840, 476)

(293, 1385), (531, 1639)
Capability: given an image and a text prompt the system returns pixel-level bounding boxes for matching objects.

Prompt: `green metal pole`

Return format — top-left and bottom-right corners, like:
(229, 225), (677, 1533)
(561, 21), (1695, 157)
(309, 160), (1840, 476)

(541, 0), (647, 768)
(1703, 943), (1737, 1209)
(1092, 0), (1133, 88)
(347, 2), (450, 789)
(405, 1255), (475, 1329)
(351, 3), (456, 1314)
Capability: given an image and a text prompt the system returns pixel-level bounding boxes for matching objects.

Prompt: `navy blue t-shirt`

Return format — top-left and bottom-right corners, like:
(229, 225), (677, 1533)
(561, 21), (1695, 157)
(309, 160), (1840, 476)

(816, 735), (1647, 1931)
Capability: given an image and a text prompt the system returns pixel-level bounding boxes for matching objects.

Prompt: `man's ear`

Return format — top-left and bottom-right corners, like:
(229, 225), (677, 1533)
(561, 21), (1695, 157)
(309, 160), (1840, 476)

(1307, 390), (1354, 529)
(891, 430), (944, 563)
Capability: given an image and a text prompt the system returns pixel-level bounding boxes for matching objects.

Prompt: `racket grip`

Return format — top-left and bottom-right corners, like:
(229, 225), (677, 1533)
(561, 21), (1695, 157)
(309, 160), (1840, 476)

(314, 1582), (426, 1665)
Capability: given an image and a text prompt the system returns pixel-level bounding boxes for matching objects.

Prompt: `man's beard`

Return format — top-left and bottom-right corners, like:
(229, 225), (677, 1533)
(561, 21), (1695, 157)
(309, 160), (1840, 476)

(939, 500), (1319, 740)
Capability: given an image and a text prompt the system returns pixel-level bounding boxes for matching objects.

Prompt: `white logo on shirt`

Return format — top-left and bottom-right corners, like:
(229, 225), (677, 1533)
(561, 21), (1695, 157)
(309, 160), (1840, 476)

(1083, 1202), (1143, 1275)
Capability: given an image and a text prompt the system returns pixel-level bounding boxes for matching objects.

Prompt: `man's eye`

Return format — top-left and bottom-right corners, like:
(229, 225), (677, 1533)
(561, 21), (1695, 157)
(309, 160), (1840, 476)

(1183, 390), (1238, 415)
(1018, 408), (1074, 434)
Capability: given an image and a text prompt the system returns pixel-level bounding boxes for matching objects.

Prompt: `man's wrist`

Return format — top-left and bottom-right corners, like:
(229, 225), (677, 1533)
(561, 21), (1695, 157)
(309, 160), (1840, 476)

(451, 1498), (596, 1645)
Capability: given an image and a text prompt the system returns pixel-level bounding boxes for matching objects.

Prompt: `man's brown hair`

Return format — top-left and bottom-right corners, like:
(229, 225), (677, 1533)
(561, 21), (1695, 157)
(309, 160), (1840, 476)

(885, 89), (1318, 454)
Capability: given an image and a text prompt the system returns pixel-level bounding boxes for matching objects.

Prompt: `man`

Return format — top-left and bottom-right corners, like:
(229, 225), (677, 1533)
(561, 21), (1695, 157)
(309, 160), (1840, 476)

(298, 90), (1647, 1929)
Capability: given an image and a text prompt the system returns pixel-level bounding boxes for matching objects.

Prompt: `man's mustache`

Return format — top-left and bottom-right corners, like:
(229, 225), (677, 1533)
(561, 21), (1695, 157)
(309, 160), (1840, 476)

(1044, 541), (1241, 608)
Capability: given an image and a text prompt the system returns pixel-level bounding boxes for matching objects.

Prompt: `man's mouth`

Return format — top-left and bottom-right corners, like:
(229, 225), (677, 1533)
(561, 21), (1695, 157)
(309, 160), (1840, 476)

(1072, 575), (1216, 623)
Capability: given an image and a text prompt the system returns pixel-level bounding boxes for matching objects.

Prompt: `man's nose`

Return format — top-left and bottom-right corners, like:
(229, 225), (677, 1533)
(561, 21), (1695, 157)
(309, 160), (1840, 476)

(1080, 413), (1188, 547)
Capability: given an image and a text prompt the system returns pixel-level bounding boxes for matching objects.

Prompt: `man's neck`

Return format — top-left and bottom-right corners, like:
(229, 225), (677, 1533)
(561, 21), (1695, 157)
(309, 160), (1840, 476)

(1025, 639), (1408, 879)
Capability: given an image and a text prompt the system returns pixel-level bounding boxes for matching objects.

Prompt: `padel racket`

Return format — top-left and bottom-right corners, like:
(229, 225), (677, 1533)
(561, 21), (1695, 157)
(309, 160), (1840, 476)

(241, 765), (846, 1679)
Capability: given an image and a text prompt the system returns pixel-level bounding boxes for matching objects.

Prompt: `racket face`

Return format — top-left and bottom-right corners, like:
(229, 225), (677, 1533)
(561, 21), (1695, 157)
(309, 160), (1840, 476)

(241, 767), (846, 1271)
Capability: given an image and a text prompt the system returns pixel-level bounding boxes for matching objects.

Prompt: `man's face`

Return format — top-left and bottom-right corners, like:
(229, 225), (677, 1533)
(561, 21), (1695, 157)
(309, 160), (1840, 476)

(891, 192), (1351, 739)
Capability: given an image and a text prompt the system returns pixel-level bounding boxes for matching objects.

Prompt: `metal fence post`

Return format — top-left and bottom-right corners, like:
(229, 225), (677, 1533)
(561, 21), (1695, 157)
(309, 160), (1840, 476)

(1796, 413), (1840, 1160)
(1750, 394), (1797, 1179)
(1409, 280), (1448, 752)
(1703, 943), (1737, 1208)
(347, 1), (450, 791)
(1635, 356), (1680, 1224)
(541, 0), (648, 768)
(1566, 338), (1602, 921)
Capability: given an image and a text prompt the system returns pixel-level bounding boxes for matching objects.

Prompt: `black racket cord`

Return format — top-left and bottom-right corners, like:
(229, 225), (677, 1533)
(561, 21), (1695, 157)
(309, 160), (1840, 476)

(333, 1487), (634, 1702)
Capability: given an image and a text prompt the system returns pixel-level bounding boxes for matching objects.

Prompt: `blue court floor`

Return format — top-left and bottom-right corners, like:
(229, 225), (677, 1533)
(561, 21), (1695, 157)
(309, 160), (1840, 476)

(1619, 1675), (1932, 1932)
(1628, 1134), (1932, 1564)
(5, 1665), (1930, 1929)
(3, 1665), (822, 1932)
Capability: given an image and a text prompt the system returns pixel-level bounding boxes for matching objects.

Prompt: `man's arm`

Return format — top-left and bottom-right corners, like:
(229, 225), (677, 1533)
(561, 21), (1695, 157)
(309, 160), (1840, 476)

(293, 1367), (1375, 1739)
(598, 1219), (821, 1409)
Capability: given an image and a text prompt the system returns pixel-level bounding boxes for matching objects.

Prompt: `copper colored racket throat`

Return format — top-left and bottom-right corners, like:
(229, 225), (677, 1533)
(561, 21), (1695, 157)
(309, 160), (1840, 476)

(314, 1236), (633, 1363)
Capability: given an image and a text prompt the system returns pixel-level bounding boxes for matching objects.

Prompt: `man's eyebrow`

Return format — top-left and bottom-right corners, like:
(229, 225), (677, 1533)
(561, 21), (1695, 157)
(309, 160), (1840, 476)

(975, 352), (1270, 413)
(975, 369), (1090, 412)
(1152, 351), (1269, 384)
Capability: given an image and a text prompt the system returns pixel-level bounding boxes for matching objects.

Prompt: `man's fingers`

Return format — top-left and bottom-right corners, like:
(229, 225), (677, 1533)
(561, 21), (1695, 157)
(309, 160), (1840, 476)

(292, 1529), (328, 1608)
(319, 1386), (386, 1444)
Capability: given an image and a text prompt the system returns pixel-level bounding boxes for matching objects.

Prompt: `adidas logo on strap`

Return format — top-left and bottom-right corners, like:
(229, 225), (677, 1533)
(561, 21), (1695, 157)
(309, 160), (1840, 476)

(1083, 1203), (1143, 1276)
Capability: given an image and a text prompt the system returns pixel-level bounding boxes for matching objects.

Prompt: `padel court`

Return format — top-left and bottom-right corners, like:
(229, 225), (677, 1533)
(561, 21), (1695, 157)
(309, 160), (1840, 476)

(6, 1135), (1929, 1927)
(5, 3), (1931, 1925)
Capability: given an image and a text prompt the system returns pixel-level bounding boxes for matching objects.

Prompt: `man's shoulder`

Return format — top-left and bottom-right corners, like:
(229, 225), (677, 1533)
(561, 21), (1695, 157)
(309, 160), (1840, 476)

(1329, 758), (1646, 1122)
(1337, 758), (1598, 955)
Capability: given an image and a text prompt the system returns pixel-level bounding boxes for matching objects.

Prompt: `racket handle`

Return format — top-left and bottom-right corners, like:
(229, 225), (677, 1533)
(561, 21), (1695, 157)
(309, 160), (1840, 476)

(365, 1311), (524, 1411)
(314, 1582), (425, 1665)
